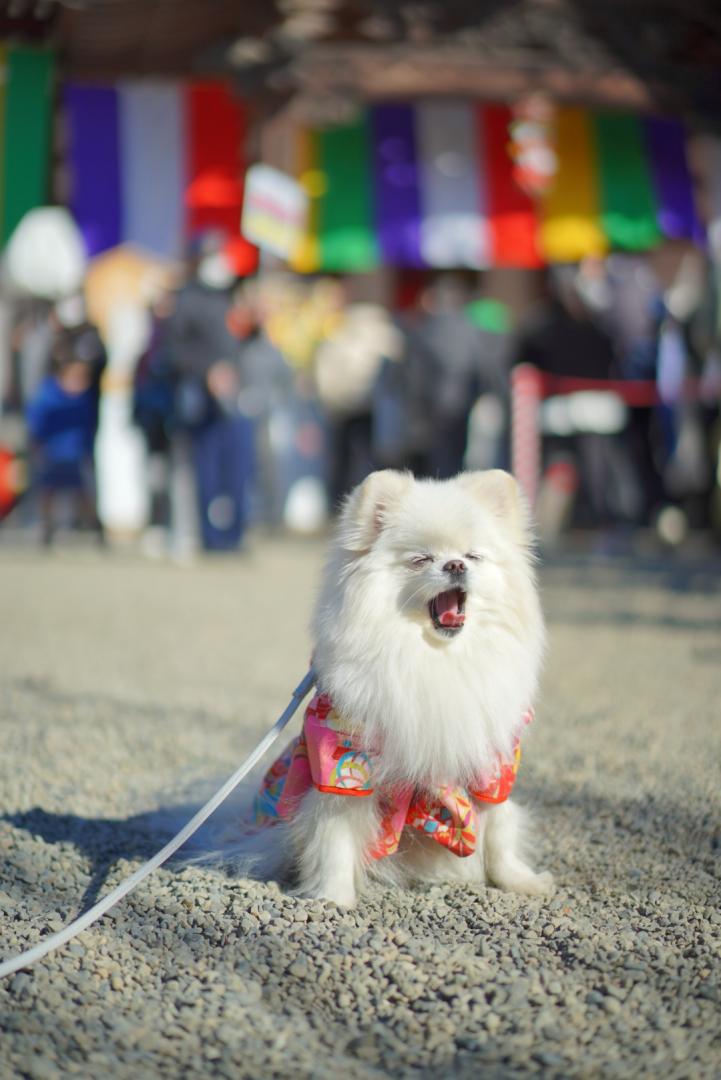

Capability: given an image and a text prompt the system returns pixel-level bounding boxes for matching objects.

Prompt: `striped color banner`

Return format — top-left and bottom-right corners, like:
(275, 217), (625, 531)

(371, 103), (424, 267)
(3, 65), (705, 273)
(0, 45), (6, 242)
(643, 117), (701, 242)
(594, 113), (661, 251)
(118, 81), (185, 259)
(290, 127), (322, 272)
(62, 78), (257, 272)
(416, 100), (489, 269)
(481, 103), (542, 268)
(185, 81), (257, 275)
(300, 102), (699, 270)
(540, 107), (607, 262)
(64, 85), (123, 257)
(1, 47), (55, 246)
(317, 114), (378, 272)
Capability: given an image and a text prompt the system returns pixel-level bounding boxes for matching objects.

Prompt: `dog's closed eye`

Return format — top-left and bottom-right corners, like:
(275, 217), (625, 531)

(409, 554), (434, 568)
(465, 552), (484, 562)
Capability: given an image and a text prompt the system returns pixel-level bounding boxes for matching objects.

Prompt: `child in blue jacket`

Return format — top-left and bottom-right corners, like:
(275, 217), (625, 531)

(26, 352), (102, 545)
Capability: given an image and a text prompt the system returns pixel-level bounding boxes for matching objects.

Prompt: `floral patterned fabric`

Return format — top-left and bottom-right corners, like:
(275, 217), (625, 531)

(254, 692), (532, 860)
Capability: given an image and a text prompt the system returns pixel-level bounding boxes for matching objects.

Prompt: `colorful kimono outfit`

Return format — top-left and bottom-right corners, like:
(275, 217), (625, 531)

(254, 693), (532, 860)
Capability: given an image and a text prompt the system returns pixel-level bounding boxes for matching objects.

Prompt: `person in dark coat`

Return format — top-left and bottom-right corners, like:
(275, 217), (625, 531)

(132, 291), (176, 542)
(165, 236), (254, 553)
(512, 266), (619, 381)
(412, 274), (484, 479)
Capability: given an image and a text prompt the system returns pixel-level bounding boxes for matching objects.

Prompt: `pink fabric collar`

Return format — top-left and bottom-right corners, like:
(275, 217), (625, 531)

(254, 693), (532, 859)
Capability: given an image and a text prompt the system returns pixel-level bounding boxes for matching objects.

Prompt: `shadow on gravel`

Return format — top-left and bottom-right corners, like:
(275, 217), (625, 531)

(541, 552), (721, 596)
(516, 778), (720, 896)
(544, 607), (721, 633)
(1, 804), (205, 916)
(3, 776), (719, 918)
(539, 554), (721, 634)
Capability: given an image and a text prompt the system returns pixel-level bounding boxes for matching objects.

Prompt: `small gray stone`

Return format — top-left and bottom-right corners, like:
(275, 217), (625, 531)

(9, 973), (33, 995)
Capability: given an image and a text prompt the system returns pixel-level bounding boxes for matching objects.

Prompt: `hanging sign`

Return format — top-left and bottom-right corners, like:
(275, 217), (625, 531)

(241, 163), (308, 260)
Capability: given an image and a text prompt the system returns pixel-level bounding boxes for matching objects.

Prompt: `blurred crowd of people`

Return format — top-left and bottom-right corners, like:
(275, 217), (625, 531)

(2, 232), (721, 555)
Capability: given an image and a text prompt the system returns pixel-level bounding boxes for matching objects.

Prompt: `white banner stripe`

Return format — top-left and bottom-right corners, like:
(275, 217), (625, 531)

(416, 101), (490, 269)
(118, 81), (186, 259)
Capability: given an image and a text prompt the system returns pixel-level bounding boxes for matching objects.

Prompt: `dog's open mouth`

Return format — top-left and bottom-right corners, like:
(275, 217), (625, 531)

(429, 589), (466, 636)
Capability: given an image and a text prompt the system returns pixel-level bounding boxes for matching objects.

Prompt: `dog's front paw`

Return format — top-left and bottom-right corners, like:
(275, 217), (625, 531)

(295, 883), (358, 908)
(488, 861), (555, 897)
(515, 869), (555, 897)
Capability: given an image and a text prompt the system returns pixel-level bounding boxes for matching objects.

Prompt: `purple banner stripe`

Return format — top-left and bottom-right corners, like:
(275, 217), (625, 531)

(371, 103), (424, 267)
(644, 117), (702, 242)
(64, 85), (122, 257)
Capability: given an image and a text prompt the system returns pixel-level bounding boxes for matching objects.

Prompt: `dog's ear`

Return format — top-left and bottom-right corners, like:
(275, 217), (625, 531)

(339, 470), (413, 551)
(458, 470), (530, 538)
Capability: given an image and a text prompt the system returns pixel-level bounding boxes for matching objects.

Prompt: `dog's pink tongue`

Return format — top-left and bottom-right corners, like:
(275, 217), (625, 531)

(436, 589), (465, 628)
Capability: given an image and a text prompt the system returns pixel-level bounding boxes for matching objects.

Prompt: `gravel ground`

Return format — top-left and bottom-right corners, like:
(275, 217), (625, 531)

(0, 537), (720, 1079)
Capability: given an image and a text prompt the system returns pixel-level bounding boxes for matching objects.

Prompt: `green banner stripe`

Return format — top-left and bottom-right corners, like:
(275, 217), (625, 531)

(594, 113), (661, 251)
(1, 47), (55, 245)
(0, 46), (7, 240)
(318, 114), (378, 272)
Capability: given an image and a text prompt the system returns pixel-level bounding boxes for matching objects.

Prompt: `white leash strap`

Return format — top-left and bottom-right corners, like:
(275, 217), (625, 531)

(0, 669), (315, 979)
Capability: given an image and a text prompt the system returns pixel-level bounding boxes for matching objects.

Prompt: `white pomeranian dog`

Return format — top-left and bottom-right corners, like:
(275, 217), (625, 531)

(253, 468), (553, 907)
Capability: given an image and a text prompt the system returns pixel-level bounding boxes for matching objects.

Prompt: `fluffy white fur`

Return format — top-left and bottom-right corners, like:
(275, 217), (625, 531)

(287, 469), (553, 906)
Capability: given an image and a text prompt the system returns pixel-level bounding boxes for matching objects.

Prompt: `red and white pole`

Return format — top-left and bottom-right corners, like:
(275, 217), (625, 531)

(511, 364), (544, 509)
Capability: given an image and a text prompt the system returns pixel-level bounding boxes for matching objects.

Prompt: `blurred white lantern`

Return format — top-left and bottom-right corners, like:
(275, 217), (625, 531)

(4, 206), (87, 300)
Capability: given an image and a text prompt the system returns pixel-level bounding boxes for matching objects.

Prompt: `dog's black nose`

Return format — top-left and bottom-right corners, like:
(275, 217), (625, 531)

(443, 558), (467, 576)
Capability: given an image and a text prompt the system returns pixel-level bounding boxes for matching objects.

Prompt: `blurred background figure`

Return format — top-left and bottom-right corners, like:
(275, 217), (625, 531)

(654, 252), (716, 538)
(165, 232), (254, 555)
(131, 287), (176, 555)
(370, 308), (437, 477)
(373, 274), (513, 481)
(598, 254), (668, 529)
(412, 273), (483, 479)
(463, 292), (514, 473)
(512, 265), (641, 547)
(25, 295), (105, 545)
(313, 279), (404, 507)
(230, 277), (295, 527)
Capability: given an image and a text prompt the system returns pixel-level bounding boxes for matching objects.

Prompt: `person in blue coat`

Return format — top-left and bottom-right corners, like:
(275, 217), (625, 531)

(25, 349), (103, 546)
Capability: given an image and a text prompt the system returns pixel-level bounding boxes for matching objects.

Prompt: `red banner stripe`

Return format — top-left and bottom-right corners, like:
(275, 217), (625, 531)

(481, 104), (543, 269)
(185, 81), (257, 275)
